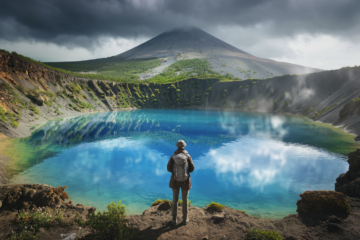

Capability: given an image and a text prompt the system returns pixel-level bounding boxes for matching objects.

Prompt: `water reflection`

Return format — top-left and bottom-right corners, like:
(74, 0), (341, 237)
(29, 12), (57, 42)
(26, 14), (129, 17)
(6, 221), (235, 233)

(6, 109), (359, 219)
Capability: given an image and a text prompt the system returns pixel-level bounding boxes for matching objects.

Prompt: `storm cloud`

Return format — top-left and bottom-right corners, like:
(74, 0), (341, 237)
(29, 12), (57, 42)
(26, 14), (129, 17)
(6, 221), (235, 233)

(1, 0), (359, 68)
(1, 0), (360, 48)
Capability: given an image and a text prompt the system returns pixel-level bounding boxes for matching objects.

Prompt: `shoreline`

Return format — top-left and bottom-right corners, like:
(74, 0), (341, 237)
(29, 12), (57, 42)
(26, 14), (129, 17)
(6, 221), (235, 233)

(1, 108), (359, 186)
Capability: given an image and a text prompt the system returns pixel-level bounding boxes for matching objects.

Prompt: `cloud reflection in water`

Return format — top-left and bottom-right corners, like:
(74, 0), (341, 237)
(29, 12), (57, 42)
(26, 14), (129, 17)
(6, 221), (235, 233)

(9, 110), (356, 219)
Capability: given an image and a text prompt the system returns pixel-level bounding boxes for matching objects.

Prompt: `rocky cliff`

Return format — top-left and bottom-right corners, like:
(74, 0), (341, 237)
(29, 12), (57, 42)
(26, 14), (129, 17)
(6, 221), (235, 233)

(336, 149), (360, 198)
(1, 50), (360, 139)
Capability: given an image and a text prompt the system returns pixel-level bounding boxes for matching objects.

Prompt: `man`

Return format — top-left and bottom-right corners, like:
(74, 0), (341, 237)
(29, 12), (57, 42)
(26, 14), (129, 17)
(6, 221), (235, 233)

(167, 140), (195, 225)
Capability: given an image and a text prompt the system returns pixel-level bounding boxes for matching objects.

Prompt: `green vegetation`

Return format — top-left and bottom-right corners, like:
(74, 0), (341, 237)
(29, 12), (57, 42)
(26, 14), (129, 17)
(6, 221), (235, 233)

(10, 120), (19, 128)
(70, 83), (82, 93)
(151, 199), (172, 206)
(82, 200), (136, 239)
(205, 201), (224, 212)
(44, 100), (53, 107)
(2, 50), (242, 84)
(55, 108), (61, 115)
(310, 103), (338, 119)
(29, 104), (40, 115)
(11, 200), (134, 240)
(69, 103), (80, 111)
(353, 97), (360, 102)
(0, 107), (20, 128)
(178, 200), (192, 206)
(306, 107), (313, 114)
(245, 229), (283, 240)
(46, 55), (161, 82)
(236, 209), (248, 215)
(147, 59), (240, 84)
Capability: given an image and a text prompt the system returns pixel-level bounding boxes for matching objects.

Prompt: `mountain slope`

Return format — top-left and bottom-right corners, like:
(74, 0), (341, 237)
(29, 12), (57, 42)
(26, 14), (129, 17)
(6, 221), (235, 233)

(46, 27), (321, 81)
(1, 50), (360, 142)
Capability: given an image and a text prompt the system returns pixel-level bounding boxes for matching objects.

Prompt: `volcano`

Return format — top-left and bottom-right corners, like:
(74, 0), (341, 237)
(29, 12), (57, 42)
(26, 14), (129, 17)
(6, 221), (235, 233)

(116, 26), (321, 79)
(46, 26), (321, 79)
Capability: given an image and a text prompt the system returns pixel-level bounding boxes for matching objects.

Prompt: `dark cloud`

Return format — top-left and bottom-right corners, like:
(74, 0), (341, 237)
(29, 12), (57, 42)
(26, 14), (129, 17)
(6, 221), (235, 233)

(1, 0), (360, 49)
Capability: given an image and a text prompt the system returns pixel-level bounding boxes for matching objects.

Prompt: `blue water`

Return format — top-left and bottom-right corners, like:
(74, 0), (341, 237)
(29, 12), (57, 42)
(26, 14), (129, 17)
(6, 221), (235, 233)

(10, 110), (352, 219)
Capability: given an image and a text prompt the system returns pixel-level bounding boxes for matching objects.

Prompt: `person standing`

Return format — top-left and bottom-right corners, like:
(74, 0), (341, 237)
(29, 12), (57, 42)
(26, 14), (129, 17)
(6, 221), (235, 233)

(167, 140), (195, 225)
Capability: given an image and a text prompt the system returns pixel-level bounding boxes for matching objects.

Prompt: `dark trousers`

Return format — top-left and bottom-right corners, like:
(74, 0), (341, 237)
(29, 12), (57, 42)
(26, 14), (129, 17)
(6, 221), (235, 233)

(172, 185), (189, 220)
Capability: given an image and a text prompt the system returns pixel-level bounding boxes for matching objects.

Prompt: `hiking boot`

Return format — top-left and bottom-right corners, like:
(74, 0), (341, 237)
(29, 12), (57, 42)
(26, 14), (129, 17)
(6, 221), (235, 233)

(183, 217), (189, 225)
(172, 216), (177, 225)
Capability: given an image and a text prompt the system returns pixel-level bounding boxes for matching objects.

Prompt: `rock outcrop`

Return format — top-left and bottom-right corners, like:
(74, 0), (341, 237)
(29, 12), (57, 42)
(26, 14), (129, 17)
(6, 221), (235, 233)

(296, 191), (350, 216)
(335, 149), (360, 198)
(0, 184), (94, 213)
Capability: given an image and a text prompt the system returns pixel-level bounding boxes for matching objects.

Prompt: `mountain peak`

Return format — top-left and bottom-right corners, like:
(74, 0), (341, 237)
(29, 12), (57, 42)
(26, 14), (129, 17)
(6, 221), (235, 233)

(115, 26), (321, 78)
(117, 26), (249, 59)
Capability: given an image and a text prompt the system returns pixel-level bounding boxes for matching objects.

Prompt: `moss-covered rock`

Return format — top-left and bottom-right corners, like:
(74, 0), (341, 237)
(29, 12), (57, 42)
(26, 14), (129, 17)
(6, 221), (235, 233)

(296, 190), (350, 215)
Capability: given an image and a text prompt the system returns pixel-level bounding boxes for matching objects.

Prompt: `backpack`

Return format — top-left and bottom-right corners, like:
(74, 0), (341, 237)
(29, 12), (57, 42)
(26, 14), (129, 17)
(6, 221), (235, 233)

(172, 153), (189, 182)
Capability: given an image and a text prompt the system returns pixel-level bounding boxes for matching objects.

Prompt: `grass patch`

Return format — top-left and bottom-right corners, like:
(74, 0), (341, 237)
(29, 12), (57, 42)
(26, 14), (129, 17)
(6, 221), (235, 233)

(44, 100), (53, 107)
(178, 200), (192, 206)
(205, 201), (224, 212)
(10, 199), (135, 240)
(10, 120), (19, 128)
(151, 199), (172, 206)
(3, 50), (241, 84)
(29, 104), (40, 115)
(148, 59), (239, 84)
(55, 108), (61, 115)
(245, 229), (283, 240)
(69, 103), (80, 112)
(310, 103), (339, 119)
(82, 200), (136, 239)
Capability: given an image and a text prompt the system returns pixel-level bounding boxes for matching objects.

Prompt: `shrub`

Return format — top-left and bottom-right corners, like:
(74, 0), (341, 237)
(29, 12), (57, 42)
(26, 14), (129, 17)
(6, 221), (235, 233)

(245, 229), (283, 240)
(85, 201), (135, 239)
(353, 97), (360, 102)
(206, 201), (224, 212)
(11, 120), (19, 128)
(55, 109), (61, 115)
(69, 103), (80, 112)
(71, 83), (82, 93)
(17, 207), (65, 232)
(176, 89), (181, 92)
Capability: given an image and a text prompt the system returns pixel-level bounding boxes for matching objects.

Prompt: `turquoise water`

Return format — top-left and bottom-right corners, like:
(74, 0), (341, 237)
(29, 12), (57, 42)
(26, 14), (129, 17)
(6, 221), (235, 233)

(9, 110), (353, 219)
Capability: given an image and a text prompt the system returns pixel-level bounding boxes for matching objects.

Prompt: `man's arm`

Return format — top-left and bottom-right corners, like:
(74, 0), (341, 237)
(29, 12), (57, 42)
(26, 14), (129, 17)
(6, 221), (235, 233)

(187, 155), (195, 172)
(167, 156), (174, 173)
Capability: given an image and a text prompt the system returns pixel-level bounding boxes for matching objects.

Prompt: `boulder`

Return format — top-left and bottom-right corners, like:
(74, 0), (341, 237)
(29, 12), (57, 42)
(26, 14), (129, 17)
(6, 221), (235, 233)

(27, 93), (44, 106)
(355, 136), (360, 142)
(296, 191), (350, 215)
(157, 201), (172, 211)
(0, 184), (69, 211)
(335, 149), (360, 198)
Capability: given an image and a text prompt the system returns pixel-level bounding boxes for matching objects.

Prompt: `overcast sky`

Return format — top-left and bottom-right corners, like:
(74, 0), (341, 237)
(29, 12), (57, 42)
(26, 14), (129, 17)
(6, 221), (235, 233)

(1, 0), (359, 70)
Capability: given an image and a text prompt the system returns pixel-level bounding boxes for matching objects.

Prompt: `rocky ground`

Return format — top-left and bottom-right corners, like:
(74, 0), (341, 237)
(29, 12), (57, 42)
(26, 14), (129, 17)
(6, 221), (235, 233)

(0, 184), (360, 240)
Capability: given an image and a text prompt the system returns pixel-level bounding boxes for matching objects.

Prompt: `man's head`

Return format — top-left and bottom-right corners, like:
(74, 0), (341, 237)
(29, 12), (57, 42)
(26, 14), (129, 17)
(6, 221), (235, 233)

(176, 140), (186, 148)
